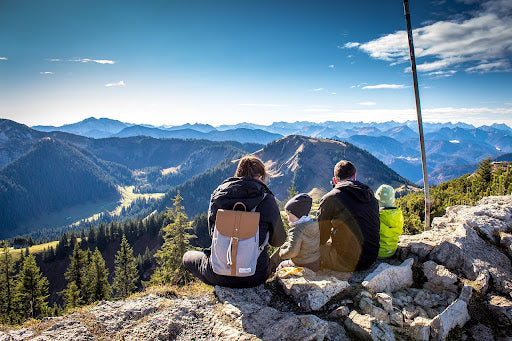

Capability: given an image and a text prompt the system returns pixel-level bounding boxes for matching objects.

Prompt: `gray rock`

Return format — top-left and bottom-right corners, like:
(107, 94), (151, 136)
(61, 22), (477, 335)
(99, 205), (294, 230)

(344, 311), (395, 341)
(276, 268), (349, 311)
(362, 258), (414, 293)
(376, 293), (393, 312)
(486, 295), (512, 327)
(409, 316), (431, 341)
(262, 314), (328, 341)
(215, 284), (272, 306)
(325, 321), (350, 341)
(30, 319), (96, 341)
(328, 305), (350, 319)
(360, 297), (389, 323)
(422, 261), (458, 293)
(399, 205), (512, 298)
(430, 298), (470, 341)
(469, 323), (494, 341)
(414, 289), (439, 308)
(501, 232), (512, 259)
(402, 306), (420, 320)
(389, 311), (404, 327)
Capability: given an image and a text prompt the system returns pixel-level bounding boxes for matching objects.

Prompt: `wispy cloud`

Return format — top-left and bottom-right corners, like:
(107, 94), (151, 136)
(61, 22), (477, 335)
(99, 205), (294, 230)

(426, 70), (457, 78)
(344, 0), (512, 75)
(70, 58), (116, 64)
(350, 82), (367, 89)
(40, 71), (54, 75)
(0, 57), (7, 61)
(304, 108), (332, 113)
(312, 88), (324, 91)
(359, 102), (377, 106)
(362, 84), (407, 90)
(239, 103), (283, 108)
(46, 58), (61, 62)
(105, 80), (125, 87)
(328, 65), (335, 69)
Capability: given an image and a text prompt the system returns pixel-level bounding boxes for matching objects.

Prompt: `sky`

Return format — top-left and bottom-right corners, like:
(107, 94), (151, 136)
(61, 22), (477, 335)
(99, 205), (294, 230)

(1, 0), (511, 127)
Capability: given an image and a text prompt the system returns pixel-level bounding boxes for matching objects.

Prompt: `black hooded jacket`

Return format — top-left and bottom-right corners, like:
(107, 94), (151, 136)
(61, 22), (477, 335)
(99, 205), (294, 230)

(317, 180), (380, 270)
(207, 177), (286, 282)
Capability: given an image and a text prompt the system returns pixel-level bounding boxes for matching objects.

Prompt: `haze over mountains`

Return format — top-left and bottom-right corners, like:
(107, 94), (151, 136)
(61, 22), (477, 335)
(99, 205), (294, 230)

(33, 117), (512, 184)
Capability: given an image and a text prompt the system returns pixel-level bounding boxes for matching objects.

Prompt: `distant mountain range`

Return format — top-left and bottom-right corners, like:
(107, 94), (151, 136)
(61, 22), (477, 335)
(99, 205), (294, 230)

(30, 117), (512, 184)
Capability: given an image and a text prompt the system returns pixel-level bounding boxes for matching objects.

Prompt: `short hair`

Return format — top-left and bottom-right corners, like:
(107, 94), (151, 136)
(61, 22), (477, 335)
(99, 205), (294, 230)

(235, 155), (267, 179)
(334, 160), (356, 181)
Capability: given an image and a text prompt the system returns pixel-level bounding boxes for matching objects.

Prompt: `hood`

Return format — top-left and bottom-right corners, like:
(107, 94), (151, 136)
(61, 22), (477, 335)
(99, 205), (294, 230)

(211, 177), (272, 211)
(335, 180), (375, 203)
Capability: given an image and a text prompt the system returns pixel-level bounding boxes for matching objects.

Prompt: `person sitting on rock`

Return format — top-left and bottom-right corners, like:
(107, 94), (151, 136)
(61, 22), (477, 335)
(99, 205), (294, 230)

(375, 184), (404, 258)
(317, 160), (380, 272)
(182, 155), (286, 288)
(270, 193), (320, 272)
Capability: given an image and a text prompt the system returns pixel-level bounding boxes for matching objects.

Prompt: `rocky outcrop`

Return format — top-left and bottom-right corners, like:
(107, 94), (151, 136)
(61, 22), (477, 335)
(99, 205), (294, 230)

(2, 195), (511, 340)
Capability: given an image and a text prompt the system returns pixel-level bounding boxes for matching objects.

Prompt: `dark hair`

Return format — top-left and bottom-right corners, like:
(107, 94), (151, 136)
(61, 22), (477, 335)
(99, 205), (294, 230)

(235, 155), (267, 180)
(334, 160), (356, 181)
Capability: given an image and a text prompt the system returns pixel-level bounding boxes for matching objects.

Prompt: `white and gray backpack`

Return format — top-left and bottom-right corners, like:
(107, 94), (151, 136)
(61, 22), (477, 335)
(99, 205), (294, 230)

(211, 195), (268, 277)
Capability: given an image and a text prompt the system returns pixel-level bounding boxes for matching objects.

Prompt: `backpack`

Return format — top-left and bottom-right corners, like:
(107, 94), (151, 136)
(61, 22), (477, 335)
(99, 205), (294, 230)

(211, 195), (268, 277)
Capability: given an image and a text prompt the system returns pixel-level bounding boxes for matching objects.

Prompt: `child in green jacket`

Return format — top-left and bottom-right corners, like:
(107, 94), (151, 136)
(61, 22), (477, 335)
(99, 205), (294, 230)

(375, 185), (404, 258)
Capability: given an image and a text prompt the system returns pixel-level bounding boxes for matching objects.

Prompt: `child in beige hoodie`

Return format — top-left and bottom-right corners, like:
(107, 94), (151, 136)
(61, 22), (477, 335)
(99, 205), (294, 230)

(271, 193), (320, 272)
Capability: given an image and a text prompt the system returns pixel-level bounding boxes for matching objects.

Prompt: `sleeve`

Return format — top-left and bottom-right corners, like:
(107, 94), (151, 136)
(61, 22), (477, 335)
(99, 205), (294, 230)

(279, 227), (303, 259)
(317, 195), (336, 245)
(207, 191), (218, 237)
(261, 195), (287, 247)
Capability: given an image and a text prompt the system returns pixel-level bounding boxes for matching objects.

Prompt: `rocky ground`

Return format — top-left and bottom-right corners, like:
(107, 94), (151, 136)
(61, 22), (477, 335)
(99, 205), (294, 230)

(1, 195), (511, 340)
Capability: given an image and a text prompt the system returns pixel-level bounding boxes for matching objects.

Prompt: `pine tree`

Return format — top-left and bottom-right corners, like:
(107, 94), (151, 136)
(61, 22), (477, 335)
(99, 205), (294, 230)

(113, 235), (139, 298)
(477, 157), (493, 184)
(87, 248), (111, 302)
(14, 255), (49, 320)
(150, 191), (195, 285)
(0, 241), (16, 323)
(62, 281), (81, 310)
(81, 249), (93, 303)
(65, 243), (84, 294)
(61, 243), (85, 308)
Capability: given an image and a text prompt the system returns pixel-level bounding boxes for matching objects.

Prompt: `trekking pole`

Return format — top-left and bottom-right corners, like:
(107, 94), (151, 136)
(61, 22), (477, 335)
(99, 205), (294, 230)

(403, 0), (431, 230)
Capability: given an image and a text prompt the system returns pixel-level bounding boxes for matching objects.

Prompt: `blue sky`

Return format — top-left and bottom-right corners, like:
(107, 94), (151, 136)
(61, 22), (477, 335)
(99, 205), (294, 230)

(1, 0), (511, 127)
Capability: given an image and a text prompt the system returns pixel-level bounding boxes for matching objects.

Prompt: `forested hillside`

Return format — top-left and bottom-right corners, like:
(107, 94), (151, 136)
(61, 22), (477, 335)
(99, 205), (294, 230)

(0, 138), (131, 238)
(397, 159), (512, 233)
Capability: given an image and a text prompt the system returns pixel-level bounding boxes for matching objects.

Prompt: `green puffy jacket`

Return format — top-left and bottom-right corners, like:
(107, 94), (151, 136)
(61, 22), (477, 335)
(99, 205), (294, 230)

(378, 207), (404, 258)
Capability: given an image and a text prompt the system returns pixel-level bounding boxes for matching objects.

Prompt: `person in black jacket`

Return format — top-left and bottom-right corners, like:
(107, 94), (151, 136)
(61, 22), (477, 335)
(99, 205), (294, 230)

(317, 160), (380, 272)
(182, 155), (287, 288)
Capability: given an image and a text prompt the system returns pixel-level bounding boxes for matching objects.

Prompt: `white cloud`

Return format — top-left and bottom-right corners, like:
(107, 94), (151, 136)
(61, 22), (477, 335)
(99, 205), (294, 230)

(359, 102), (377, 106)
(70, 58), (116, 64)
(331, 92), (337, 95)
(450, 140), (460, 143)
(350, 82), (368, 89)
(362, 84), (407, 89)
(426, 70), (457, 78)
(47, 58), (61, 62)
(465, 60), (511, 73)
(239, 103), (283, 108)
(40, 71), (54, 75)
(0, 57), (7, 60)
(345, 0), (512, 75)
(344, 42), (360, 48)
(105, 80), (125, 87)
(328, 64), (335, 69)
(312, 88), (324, 91)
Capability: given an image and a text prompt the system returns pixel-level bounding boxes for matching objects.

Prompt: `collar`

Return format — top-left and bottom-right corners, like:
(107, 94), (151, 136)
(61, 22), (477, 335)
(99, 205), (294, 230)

(290, 215), (313, 226)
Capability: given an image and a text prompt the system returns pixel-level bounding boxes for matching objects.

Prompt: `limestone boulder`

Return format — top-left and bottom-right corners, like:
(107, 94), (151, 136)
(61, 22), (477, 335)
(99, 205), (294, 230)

(422, 261), (458, 293)
(344, 311), (395, 341)
(276, 267), (349, 311)
(362, 258), (414, 293)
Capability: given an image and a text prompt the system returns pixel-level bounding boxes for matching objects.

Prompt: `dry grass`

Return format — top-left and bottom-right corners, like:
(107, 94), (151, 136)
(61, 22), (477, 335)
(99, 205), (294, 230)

(140, 281), (214, 300)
